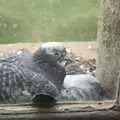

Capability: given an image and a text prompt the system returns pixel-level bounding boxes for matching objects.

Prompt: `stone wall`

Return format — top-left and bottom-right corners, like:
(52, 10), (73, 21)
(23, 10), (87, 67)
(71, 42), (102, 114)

(97, 0), (120, 98)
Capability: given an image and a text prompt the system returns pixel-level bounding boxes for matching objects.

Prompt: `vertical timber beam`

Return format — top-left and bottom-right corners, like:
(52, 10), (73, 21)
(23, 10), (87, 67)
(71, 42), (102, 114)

(97, 0), (120, 98)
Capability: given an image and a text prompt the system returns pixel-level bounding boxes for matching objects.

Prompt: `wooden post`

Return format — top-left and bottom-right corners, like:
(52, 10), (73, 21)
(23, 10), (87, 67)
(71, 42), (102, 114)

(97, 0), (120, 98)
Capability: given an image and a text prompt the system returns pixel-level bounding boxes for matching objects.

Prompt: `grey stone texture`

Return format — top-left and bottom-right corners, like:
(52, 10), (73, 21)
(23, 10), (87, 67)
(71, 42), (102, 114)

(97, 0), (120, 98)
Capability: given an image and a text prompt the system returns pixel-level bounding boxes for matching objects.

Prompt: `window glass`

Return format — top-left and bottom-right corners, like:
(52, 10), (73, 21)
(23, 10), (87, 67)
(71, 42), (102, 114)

(0, 0), (117, 104)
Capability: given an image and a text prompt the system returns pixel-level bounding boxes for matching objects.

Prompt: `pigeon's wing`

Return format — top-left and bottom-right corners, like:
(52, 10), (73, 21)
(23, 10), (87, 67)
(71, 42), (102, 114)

(59, 84), (105, 101)
(0, 52), (32, 67)
(59, 87), (96, 101)
(0, 62), (25, 104)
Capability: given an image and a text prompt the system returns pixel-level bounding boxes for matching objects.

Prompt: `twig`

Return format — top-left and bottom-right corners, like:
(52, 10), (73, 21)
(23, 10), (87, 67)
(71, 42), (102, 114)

(114, 72), (120, 105)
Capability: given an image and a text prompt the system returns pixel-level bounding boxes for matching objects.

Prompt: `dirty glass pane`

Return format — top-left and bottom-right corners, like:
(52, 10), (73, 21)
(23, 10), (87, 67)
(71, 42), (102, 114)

(0, 0), (117, 104)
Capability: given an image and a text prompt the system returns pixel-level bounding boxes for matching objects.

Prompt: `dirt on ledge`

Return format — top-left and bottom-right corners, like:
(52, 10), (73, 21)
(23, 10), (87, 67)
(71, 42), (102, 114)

(0, 42), (97, 59)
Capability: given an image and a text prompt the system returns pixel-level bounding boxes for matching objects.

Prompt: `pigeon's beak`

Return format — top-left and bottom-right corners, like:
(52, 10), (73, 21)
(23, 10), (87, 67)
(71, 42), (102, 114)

(57, 60), (67, 67)
(58, 55), (73, 67)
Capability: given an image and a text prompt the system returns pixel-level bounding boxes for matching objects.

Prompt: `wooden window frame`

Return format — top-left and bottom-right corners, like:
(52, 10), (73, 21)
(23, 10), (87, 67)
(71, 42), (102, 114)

(0, 100), (120, 120)
(0, 74), (119, 120)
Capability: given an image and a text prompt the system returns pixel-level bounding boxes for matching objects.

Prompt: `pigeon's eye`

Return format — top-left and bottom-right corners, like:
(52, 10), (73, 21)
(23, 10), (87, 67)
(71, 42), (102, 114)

(55, 52), (59, 57)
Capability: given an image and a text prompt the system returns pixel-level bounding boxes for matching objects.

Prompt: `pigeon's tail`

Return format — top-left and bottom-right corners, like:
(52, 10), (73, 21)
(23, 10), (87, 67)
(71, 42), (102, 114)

(31, 75), (59, 106)
(32, 94), (56, 106)
(32, 88), (58, 106)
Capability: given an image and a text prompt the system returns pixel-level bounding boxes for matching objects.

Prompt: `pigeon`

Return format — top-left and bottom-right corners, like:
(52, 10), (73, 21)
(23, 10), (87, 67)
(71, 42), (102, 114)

(58, 74), (106, 101)
(0, 43), (66, 104)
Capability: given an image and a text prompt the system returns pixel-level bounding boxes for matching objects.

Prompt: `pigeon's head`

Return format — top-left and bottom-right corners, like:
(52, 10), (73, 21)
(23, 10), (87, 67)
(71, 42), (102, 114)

(33, 42), (73, 66)
(40, 42), (67, 65)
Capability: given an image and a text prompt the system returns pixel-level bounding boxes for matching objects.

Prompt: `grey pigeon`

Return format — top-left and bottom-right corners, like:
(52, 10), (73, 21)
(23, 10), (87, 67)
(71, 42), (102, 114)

(0, 43), (66, 104)
(58, 74), (106, 101)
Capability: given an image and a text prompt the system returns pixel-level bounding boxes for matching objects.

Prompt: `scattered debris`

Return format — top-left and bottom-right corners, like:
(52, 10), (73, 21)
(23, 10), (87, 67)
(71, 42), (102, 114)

(65, 49), (96, 77)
